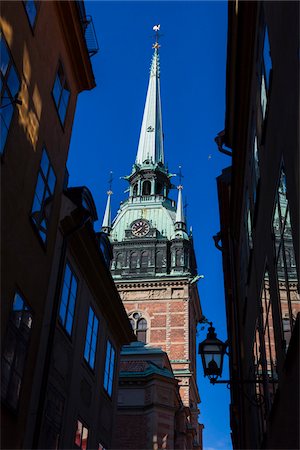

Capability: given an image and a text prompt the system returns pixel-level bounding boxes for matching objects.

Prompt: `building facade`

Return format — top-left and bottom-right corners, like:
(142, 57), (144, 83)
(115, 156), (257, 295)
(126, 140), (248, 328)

(1, 2), (134, 449)
(103, 36), (204, 449)
(215, 2), (299, 449)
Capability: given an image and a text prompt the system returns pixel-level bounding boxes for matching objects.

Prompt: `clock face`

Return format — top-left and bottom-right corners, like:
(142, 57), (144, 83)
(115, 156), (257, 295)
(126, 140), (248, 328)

(131, 220), (150, 237)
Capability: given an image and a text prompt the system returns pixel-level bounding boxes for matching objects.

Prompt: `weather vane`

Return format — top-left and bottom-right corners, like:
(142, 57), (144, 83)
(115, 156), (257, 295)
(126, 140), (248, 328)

(107, 170), (113, 195)
(152, 24), (161, 49)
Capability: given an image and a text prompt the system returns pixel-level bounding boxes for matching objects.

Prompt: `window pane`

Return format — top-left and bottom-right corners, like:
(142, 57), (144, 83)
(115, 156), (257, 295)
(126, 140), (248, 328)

(261, 74), (267, 119)
(75, 420), (82, 447)
(35, 173), (46, 206)
(64, 264), (72, 289)
(52, 76), (61, 107)
(65, 312), (73, 335)
(13, 293), (24, 312)
(59, 298), (67, 325)
(263, 27), (272, 87)
(58, 101), (67, 124)
(7, 65), (20, 97)
(68, 293), (76, 316)
(48, 167), (56, 195)
(70, 276), (78, 298)
(59, 263), (77, 336)
(40, 149), (50, 176)
(89, 350), (95, 369)
(25, 0), (37, 27)
(0, 36), (9, 76)
(82, 426), (88, 450)
(62, 86), (70, 106)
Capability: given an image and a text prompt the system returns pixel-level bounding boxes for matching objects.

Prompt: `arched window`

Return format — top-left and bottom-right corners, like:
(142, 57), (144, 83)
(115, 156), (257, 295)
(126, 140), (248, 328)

(130, 252), (138, 269)
(156, 182), (163, 195)
(128, 312), (148, 343)
(133, 184), (138, 196)
(115, 253), (123, 269)
(142, 181), (151, 195)
(176, 249), (181, 266)
(136, 318), (147, 343)
(141, 251), (149, 269)
(156, 251), (163, 267)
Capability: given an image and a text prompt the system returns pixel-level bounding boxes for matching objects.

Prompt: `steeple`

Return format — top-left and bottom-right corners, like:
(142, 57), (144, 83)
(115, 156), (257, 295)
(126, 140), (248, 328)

(135, 26), (164, 166)
(101, 171), (114, 235)
(101, 190), (112, 234)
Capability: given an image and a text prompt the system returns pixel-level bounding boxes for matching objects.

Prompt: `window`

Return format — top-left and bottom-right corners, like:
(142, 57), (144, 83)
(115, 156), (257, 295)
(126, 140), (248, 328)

(84, 307), (99, 369)
(140, 251), (149, 269)
(156, 181), (163, 195)
(130, 252), (138, 269)
(75, 419), (88, 450)
(245, 193), (253, 251)
(156, 251), (163, 267)
(40, 385), (64, 450)
(115, 253), (123, 269)
(260, 271), (278, 390)
(175, 249), (182, 266)
(260, 25), (272, 120)
(59, 262), (78, 336)
(133, 183), (138, 196)
(253, 326), (266, 441)
(142, 180), (151, 196)
(273, 167), (300, 352)
(103, 340), (115, 397)
(252, 134), (260, 205)
(1, 292), (33, 410)
(23, 0), (37, 27)
(0, 32), (21, 154)
(129, 312), (148, 343)
(263, 26), (272, 88)
(136, 319), (147, 343)
(52, 62), (70, 125)
(31, 148), (56, 243)
(252, 270), (279, 444)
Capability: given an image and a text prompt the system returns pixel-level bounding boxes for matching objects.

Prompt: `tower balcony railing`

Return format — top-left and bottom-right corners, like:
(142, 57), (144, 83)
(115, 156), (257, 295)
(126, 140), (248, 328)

(126, 195), (175, 208)
(76, 1), (99, 57)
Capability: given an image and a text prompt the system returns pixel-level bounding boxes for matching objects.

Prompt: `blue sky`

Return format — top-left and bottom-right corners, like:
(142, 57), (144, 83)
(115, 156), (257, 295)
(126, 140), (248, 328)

(68, 1), (232, 449)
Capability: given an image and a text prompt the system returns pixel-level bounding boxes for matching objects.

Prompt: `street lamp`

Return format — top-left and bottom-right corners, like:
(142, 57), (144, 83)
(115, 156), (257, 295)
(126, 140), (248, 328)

(198, 322), (277, 390)
(198, 322), (227, 383)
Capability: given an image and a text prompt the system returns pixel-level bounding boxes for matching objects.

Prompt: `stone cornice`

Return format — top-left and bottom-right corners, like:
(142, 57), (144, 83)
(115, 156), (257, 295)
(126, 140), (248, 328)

(115, 277), (191, 290)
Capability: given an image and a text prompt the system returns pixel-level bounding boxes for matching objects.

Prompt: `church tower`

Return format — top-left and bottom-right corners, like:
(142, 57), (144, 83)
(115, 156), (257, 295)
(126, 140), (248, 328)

(105, 29), (203, 447)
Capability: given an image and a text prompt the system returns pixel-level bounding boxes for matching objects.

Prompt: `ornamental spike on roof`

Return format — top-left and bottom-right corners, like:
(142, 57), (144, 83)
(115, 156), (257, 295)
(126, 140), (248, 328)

(135, 40), (164, 166)
(101, 190), (113, 233)
(175, 185), (185, 224)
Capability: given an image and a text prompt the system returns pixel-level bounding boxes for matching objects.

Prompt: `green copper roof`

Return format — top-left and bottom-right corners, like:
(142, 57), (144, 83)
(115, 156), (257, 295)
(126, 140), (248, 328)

(111, 197), (176, 241)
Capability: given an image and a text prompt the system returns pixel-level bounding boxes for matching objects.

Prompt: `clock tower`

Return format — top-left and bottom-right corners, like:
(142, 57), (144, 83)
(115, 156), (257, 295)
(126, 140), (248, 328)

(102, 30), (203, 449)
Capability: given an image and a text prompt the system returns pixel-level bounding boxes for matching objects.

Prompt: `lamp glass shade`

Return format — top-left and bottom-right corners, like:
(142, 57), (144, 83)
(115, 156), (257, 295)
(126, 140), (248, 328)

(198, 325), (226, 379)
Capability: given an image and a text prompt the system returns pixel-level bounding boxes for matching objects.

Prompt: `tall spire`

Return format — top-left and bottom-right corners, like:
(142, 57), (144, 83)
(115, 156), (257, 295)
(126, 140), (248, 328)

(135, 25), (164, 166)
(101, 172), (113, 234)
